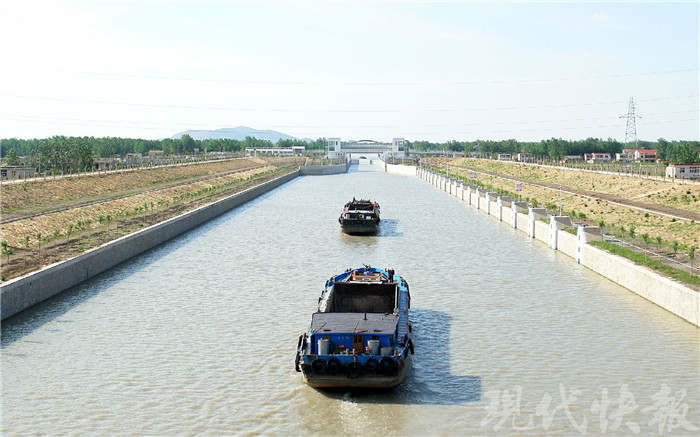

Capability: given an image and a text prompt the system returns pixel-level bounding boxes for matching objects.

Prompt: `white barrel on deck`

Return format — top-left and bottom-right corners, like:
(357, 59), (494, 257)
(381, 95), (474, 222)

(318, 339), (330, 355)
(368, 340), (380, 355)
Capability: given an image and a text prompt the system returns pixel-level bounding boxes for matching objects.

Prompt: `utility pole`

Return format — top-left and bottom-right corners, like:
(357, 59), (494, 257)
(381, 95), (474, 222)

(620, 97), (641, 148)
(559, 184), (562, 216)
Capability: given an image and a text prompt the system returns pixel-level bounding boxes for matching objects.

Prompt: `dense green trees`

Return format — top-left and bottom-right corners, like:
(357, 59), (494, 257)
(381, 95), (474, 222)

(1, 134), (698, 172)
(3, 148), (19, 165)
(675, 142), (700, 164)
(0, 135), (327, 173)
(407, 137), (697, 162)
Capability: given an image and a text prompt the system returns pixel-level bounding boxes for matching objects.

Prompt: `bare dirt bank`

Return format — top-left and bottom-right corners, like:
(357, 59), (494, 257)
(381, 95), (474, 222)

(0, 157), (303, 281)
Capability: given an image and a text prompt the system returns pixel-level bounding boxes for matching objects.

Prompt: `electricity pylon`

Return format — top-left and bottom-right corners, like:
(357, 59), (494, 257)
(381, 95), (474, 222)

(619, 97), (641, 148)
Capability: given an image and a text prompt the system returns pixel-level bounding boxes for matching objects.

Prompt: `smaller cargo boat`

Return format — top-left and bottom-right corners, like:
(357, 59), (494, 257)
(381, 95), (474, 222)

(295, 265), (413, 389)
(338, 198), (380, 235)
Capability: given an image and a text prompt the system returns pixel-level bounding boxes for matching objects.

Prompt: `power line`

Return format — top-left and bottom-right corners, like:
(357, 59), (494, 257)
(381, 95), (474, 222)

(2, 109), (695, 130)
(1, 114), (694, 138)
(1, 65), (697, 86)
(2, 93), (697, 114)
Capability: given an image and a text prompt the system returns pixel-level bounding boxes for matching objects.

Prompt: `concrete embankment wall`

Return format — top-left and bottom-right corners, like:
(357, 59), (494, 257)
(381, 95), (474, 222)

(372, 159), (418, 176)
(299, 161), (350, 175)
(0, 170), (300, 320)
(417, 167), (699, 327)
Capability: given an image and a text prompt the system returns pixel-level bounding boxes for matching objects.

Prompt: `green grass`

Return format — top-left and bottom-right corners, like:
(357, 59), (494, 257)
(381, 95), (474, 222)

(561, 226), (577, 235)
(592, 240), (700, 287)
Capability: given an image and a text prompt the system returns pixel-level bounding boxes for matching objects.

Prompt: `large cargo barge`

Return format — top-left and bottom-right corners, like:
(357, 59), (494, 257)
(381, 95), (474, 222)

(338, 198), (380, 234)
(295, 266), (413, 389)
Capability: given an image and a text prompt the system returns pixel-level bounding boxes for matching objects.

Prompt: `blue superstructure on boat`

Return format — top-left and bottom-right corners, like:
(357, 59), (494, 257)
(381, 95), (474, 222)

(295, 266), (413, 389)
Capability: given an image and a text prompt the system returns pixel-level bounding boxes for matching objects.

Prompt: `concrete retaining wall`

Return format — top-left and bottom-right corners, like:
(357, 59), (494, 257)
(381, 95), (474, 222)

(374, 159), (417, 176)
(581, 243), (699, 325)
(1, 170), (300, 320)
(299, 161), (350, 175)
(417, 167), (699, 327)
(558, 230), (578, 258)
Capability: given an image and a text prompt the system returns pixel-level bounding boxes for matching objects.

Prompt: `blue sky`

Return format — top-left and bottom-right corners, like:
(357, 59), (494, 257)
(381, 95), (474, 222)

(1, 1), (698, 142)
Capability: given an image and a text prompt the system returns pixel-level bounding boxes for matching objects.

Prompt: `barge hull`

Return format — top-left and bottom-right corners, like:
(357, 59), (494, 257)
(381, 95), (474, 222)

(339, 221), (379, 234)
(302, 361), (409, 389)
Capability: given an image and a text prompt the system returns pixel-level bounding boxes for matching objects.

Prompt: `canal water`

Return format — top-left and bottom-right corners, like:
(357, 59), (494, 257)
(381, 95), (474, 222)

(2, 161), (698, 435)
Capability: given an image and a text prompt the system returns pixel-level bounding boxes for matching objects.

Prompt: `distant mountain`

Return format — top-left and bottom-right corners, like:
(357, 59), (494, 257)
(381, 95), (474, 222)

(171, 126), (300, 143)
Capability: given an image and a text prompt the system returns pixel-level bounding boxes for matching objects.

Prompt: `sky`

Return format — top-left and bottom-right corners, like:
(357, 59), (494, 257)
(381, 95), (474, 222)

(1, 0), (698, 143)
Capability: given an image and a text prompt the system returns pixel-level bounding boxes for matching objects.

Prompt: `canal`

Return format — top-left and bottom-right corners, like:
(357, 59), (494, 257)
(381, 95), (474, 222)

(2, 161), (698, 435)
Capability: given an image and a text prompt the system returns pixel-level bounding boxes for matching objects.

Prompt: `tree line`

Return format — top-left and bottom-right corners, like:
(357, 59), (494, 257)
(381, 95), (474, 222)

(410, 137), (700, 163)
(0, 135), (326, 171)
(1, 135), (698, 171)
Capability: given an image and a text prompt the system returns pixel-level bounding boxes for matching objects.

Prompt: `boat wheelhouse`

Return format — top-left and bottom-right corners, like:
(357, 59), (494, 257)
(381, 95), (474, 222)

(295, 266), (413, 389)
(338, 198), (380, 235)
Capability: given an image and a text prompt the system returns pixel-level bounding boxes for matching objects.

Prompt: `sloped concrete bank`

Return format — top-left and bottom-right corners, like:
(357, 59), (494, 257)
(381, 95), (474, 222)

(408, 164), (698, 327)
(0, 170), (300, 320)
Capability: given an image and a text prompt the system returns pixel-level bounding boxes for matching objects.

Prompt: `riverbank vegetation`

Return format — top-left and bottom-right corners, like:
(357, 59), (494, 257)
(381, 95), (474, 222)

(0, 135), (324, 173)
(412, 137), (700, 163)
(425, 157), (700, 287)
(0, 157), (303, 281)
(592, 241), (700, 287)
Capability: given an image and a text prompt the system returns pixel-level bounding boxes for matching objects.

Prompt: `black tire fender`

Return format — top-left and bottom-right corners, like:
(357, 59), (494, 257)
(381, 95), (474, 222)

(378, 357), (396, 376)
(326, 357), (342, 375)
(346, 361), (361, 378)
(311, 358), (326, 375)
(364, 358), (379, 374)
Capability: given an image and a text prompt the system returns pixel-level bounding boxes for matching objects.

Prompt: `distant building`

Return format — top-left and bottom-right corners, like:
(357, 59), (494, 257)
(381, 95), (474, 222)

(497, 154), (512, 161)
(392, 138), (407, 156)
(515, 153), (534, 162)
(327, 138), (342, 159)
(0, 166), (35, 180)
(621, 148), (658, 163)
(615, 151), (636, 162)
(245, 146), (305, 157)
(584, 152), (611, 163)
(93, 157), (120, 171)
(562, 155), (583, 162)
(665, 163), (700, 179)
(326, 138), (406, 159)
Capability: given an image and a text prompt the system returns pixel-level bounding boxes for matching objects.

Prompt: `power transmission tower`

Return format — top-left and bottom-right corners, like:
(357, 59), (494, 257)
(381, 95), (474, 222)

(619, 97), (641, 148)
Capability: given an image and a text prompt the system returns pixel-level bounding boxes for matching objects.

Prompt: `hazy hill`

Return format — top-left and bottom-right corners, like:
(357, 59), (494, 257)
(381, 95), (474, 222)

(171, 126), (300, 143)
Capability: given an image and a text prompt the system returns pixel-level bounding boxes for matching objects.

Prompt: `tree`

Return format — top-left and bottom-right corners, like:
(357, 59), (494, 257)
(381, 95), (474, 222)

(544, 138), (567, 161)
(1, 240), (12, 261)
(3, 148), (20, 166)
(675, 142), (700, 164)
(689, 245), (697, 272)
(70, 137), (93, 171)
(656, 138), (671, 161)
(181, 134), (197, 154)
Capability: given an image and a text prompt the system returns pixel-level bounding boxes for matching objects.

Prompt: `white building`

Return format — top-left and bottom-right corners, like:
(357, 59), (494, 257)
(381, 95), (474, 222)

(616, 151), (636, 162)
(327, 138), (342, 159)
(665, 163), (700, 180)
(584, 152), (612, 163)
(392, 138), (407, 157)
(246, 146), (305, 157)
